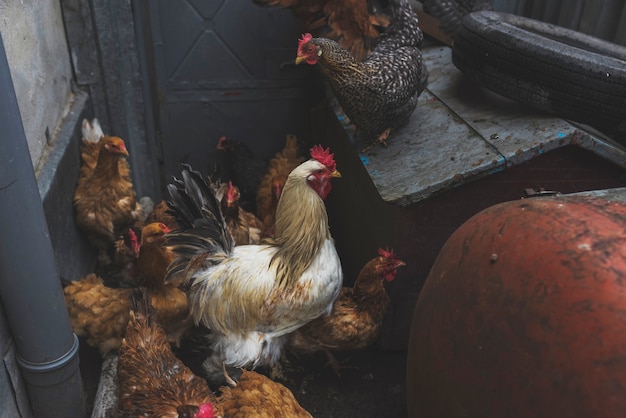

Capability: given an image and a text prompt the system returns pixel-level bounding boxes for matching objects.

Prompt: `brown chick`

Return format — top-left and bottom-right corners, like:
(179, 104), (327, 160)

(136, 222), (192, 346)
(287, 247), (405, 373)
(74, 118), (143, 265)
(220, 181), (265, 245)
(117, 289), (220, 418)
(256, 134), (305, 236)
(216, 369), (311, 418)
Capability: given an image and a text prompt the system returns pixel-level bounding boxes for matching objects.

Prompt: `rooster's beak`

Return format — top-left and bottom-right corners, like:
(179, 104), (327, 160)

(331, 170), (341, 178)
(295, 55), (306, 65)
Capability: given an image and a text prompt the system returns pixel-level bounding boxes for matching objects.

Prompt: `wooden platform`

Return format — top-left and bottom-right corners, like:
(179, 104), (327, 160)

(313, 45), (626, 350)
(352, 46), (626, 206)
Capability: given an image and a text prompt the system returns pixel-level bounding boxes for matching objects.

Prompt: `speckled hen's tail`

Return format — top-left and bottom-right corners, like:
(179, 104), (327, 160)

(375, 0), (423, 52)
(164, 165), (234, 286)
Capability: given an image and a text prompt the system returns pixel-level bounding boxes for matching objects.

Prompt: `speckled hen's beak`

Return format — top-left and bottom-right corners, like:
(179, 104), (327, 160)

(332, 170), (341, 178)
(295, 55), (306, 65)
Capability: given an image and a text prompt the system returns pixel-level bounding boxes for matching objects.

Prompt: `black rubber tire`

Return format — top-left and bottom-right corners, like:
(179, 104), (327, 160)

(452, 11), (626, 137)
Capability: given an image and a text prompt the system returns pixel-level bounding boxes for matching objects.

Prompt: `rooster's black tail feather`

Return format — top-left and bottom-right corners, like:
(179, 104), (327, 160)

(164, 164), (234, 285)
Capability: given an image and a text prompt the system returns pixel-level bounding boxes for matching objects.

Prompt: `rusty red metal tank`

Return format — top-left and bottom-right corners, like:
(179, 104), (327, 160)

(407, 189), (626, 418)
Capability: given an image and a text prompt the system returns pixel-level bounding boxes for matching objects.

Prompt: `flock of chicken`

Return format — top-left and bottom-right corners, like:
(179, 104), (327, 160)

(62, 0), (433, 416)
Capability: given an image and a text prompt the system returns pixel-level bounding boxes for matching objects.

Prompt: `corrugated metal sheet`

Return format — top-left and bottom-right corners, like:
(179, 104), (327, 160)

(491, 0), (626, 46)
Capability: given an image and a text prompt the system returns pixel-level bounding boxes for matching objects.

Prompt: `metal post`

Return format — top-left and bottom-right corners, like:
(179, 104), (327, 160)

(0, 31), (85, 417)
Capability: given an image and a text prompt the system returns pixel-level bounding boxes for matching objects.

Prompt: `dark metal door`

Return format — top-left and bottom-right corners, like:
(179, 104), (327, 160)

(139, 0), (321, 184)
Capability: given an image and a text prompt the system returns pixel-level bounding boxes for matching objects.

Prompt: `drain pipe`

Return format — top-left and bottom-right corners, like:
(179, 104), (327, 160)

(0, 32), (85, 417)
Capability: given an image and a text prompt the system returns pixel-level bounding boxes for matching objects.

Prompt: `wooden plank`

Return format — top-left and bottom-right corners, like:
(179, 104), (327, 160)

(352, 46), (504, 205)
(423, 47), (585, 167)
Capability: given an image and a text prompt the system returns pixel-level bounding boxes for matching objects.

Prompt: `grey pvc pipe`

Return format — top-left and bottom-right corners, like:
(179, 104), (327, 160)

(0, 32), (85, 417)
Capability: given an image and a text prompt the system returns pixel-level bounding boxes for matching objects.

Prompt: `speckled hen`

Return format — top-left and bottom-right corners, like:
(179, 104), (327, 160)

(296, 0), (428, 149)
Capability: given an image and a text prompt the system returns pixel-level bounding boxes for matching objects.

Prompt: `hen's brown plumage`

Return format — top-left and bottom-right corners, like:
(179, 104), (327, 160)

(256, 134), (305, 236)
(63, 223), (191, 356)
(287, 248), (405, 371)
(216, 370), (312, 417)
(136, 222), (192, 345)
(254, 0), (391, 61)
(145, 199), (181, 230)
(296, 0), (428, 148)
(117, 290), (219, 418)
(221, 181), (265, 245)
(63, 273), (133, 356)
(74, 119), (143, 263)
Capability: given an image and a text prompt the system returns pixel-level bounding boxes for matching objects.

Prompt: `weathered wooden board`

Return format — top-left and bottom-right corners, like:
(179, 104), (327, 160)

(352, 46), (626, 207)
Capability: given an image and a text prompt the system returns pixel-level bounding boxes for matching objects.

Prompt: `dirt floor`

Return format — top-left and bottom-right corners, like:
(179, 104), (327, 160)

(273, 348), (408, 417)
(80, 337), (408, 418)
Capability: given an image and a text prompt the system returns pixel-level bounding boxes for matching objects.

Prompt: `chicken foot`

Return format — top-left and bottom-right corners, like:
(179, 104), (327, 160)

(361, 128), (391, 153)
(323, 350), (357, 377)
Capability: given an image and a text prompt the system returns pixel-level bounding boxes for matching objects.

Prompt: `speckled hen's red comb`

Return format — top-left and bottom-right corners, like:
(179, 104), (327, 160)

(378, 247), (398, 259)
(297, 33), (313, 54)
(310, 145), (336, 172)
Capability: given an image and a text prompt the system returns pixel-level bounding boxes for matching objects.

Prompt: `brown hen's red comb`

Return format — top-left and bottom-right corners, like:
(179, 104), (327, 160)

(378, 247), (397, 259)
(310, 145), (336, 172)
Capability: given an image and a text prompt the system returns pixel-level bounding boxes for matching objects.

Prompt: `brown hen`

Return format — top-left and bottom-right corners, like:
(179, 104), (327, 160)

(256, 134), (305, 237)
(63, 273), (132, 356)
(253, 0), (391, 61)
(74, 118), (144, 265)
(220, 180), (265, 245)
(136, 222), (193, 345)
(117, 289), (220, 418)
(145, 199), (181, 230)
(287, 248), (405, 373)
(63, 222), (192, 356)
(216, 369), (312, 418)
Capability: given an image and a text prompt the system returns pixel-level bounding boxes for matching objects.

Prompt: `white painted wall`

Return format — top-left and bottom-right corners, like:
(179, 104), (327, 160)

(0, 0), (74, 170)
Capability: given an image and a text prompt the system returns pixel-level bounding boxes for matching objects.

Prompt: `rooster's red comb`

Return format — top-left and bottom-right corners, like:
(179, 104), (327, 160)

(297, 33), (313, 54)
(310, 145), (336, 172)
(378, 247), (398, 259)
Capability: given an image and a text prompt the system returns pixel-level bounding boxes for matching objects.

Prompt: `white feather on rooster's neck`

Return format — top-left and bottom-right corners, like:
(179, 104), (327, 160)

(271, 159), (331, 288)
